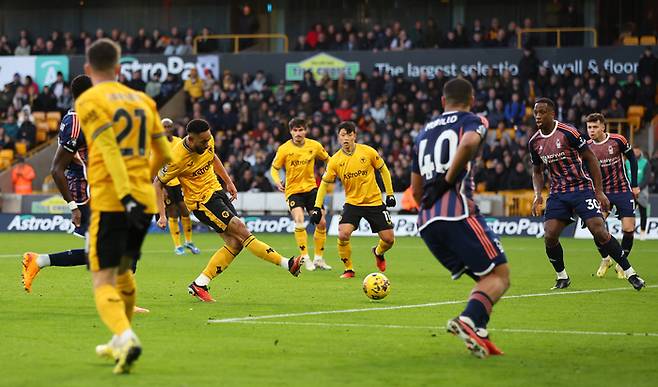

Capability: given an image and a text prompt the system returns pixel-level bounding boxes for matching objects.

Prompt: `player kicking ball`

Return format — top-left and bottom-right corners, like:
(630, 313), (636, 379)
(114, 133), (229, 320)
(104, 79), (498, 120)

(529, 98), (644, 290)
(411, 78), (509, 359)
(585, 113), (640, 279)
(158, 118), (200, 256)
(270, 118), (331, 271)
(154, 119), (303, 302)
(310, 121), (396, 278)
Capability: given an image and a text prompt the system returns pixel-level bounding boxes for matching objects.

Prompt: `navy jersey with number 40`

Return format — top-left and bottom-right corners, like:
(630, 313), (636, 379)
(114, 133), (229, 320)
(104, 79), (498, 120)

(412, 111), (487, 230)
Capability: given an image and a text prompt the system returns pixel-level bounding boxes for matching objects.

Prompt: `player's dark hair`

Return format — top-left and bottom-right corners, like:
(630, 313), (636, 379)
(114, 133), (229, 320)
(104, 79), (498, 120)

(71, 75), (92, 100)
(186, 119), (211, 134)
(443, 77), (473, 106)
(535, 97), (556, 112)
(86, 38), (120, 72)
(337, 121), (357, 134)
(288, 118), (308, 131)
(585, 113), (606, 124)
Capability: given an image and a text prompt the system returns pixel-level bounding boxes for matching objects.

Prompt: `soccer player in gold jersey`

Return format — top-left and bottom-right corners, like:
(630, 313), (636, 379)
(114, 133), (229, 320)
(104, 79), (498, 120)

(310, 121), (396, 278)
(154, 119), (303, 302)
(157, 118), (200, 255)
(76, 38), (172, 374)
(270, 118), (331, 271)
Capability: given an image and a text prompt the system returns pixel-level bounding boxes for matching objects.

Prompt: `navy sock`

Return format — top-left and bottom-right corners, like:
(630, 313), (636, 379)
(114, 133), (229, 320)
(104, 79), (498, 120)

(49, 249), (87, 267)
(461, 291), (493, 328)
(545, 242), (565, 272)
(600, 236), (631, 270)
(621, 232), (634, 255)
(594, 240), (607, 258)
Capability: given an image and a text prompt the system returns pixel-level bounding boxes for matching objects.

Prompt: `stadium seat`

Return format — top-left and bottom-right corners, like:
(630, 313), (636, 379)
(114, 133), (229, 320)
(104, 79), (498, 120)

(32, 111), (46, 123)
(0, 149), (14, 168)
(15, 142), (28, 156)
(36, 128), (48, 143)
(46, 111), (62, 132)
(622, 36), (639, 45)
(640, 35), (657, 46)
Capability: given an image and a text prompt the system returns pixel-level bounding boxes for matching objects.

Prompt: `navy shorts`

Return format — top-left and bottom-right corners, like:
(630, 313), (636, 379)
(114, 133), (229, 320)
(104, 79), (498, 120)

(607, 192), (635, 219)
(73, 203), (90, 238)
(544, 190), (603, 223)
(419, 215), (507, 280)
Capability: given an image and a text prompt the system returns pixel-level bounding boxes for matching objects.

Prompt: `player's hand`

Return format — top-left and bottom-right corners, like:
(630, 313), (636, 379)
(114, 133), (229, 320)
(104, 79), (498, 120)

(120, 194), (147, 230)
(71, 208), (82, 227)
(531, 195), (544, 217)
(309, 207), (322, 224)
(595, 191), (610, 213)
(632, 187), (640, 200)
(157, 215), (167, 229)
(421, 177), (453, 208)
(385, 195), (396, 208)
(226, 181), (238, 201)
(275, 181), (285, 193)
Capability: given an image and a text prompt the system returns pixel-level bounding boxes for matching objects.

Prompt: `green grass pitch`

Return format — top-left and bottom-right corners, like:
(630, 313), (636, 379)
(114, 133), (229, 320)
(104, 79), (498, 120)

(1, 232), (657, 386)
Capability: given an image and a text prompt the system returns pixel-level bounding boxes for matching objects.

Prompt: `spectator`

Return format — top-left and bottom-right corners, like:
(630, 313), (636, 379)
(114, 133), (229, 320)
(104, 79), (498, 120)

(14, 38), (31, 55)
(56, 85), (73, 113)
(16, 106), (36, 149)
(504, 93), (525, 126)
(638, 47), (657, 86)
(486, 163), (508, 192)
(236, 4), (259, 50)
(126, 70), (146, 92)
(176, 36), (194, 55)
(2, 114), (19, 138)
(0, 35), (12, 55)
(184, 68), (204, 102)
(294, 35), (311, 51)
(161, 73), (182, 100)
(638, 75), (656, 114)
(487, 98), (507, 128)
(518, 47), (539, 84)
(507, 162), (532, 189)
(335, 99), (353, 121)
(390, 30), (412, 50)
(218, 102), (238, 131)
(50, 72), (68, 99)
(33, 85), (58, 112)
(197, 27), (218, 53)
(145, 73), (162, 101)
(11, 157), (36, 193)
(12, 86), (29, 111)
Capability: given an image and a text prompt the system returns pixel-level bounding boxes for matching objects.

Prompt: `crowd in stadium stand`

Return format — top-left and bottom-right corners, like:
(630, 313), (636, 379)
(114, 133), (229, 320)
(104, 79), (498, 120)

(173, 51), (658, 193)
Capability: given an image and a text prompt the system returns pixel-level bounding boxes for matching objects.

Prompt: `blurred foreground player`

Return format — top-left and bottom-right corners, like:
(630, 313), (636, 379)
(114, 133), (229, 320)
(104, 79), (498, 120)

(529, 98), (644, 290)
(411, 78), (509, 359)
(77, 38), (172, 374)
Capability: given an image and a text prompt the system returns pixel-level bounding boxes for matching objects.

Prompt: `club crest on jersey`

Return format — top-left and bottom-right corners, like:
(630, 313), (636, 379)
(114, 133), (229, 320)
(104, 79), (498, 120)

(222, 211), (230, 218)
(608, 145), (614, 155)
(360, 157), (367, 164)
(538, 145), (543, 152)
(556, 139), (561, 149)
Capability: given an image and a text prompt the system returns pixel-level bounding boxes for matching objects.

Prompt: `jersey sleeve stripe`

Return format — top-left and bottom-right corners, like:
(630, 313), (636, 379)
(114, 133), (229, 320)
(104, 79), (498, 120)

(71, 113), (80, 139)
(557, 123), (580, 137)
(609, 133), (628, 144)
(91, 123), (113, 140)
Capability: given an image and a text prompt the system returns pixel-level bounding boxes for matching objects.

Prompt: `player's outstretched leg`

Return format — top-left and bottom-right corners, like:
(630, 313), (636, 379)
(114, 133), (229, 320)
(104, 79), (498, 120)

(447, 264), (510, 358)
(189, 244), (240, 302)
(587, 217), (645, 290)
(372, 230), (394, 272)
(21, 249), (87, 292)
(294, 223), (313, 271)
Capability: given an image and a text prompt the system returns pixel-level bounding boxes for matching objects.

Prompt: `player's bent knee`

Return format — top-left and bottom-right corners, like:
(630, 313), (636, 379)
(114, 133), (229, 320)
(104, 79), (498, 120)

(318, 218), (327, 229)
(227, 217), (250, 240)
(92, 268), (117, 288)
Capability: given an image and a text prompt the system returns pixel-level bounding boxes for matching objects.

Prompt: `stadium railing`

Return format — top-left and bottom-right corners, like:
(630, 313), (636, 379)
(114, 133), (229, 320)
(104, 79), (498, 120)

(192, 33), (289, 54)
(516, 27), (598, 48)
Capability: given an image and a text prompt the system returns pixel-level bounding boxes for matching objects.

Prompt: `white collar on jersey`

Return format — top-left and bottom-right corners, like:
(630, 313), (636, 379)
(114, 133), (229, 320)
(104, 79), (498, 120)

(591, 133), (610, 145)
(442, 110), (458, 115)
(538, 120), (558, 138)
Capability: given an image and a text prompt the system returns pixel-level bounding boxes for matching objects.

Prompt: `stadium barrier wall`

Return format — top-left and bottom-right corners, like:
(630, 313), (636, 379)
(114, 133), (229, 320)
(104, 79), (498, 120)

(63, 46), (652, 84)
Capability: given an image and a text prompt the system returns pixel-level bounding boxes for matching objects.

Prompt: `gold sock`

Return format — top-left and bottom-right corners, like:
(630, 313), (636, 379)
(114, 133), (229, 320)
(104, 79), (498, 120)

(168, 217), (181, 248)
(375, 238), (394, 256)
(181, 216), (192, 243)
(116, 271), (136, 322)
(294, 227), (308, 256)
(202, 246), (239, 279)
(243, 234), (284, 266)
(337, 239), (353, 271)
(94, 284), (130, 335)
(313, 226), (327, 258)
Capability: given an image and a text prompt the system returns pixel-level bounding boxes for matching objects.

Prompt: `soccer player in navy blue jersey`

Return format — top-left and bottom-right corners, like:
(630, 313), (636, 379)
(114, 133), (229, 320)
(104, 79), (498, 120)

(529, 98), (644, 290)
(411, 78), (510, 359)
(585, 113), (639, 278)
(22, 75), (93, 293)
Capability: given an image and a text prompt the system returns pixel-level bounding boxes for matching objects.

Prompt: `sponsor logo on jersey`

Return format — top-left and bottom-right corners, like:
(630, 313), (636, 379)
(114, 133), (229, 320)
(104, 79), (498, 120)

(343, 169), (368, 180)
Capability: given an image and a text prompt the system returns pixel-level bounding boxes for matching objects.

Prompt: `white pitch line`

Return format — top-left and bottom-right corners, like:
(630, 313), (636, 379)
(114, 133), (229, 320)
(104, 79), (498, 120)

(213, 320), (658, 338)
(208, 285), (656, 324)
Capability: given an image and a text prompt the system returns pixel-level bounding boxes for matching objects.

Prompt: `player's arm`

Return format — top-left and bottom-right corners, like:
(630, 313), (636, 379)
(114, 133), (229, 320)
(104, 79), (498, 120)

(310, 159), (336, 223)
(621, 142), (639, 198)
(50, 146), (82, 226)
(411, 172), (423, 205)
(528, 140), (545, 216)
(370, 147), (395, 207)
(270, 149), (285, 193)
(154, 158), (182, 228)
(581, 147), (610, 212)
(213, 153), (237, 201)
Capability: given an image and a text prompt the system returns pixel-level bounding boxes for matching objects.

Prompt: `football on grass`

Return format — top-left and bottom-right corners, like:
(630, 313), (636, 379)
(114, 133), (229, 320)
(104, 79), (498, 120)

(363, 272), (391, 300)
